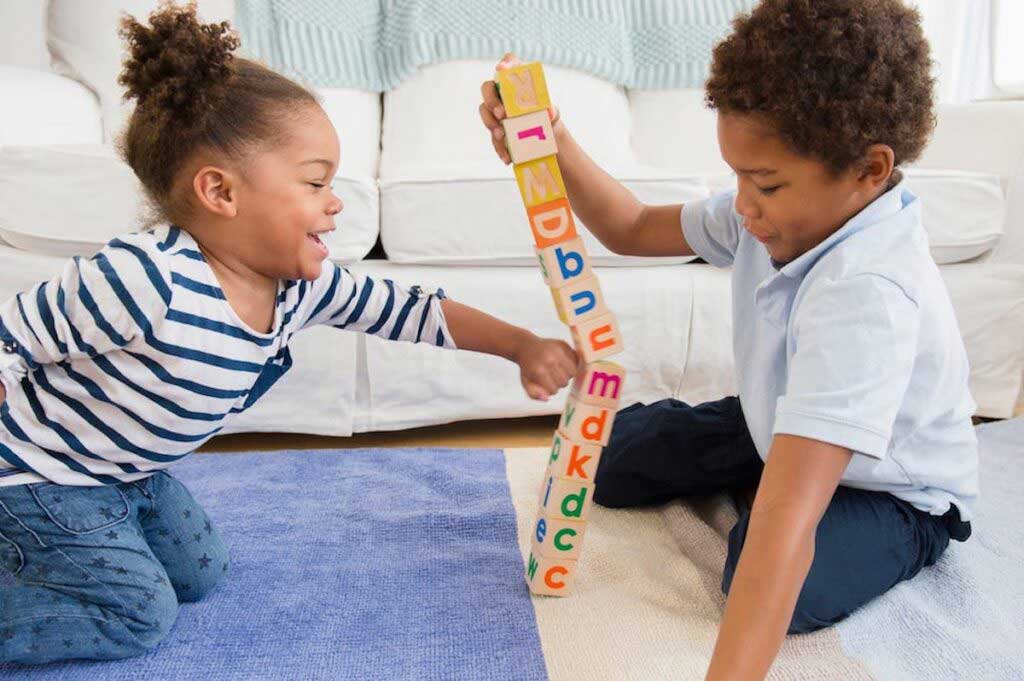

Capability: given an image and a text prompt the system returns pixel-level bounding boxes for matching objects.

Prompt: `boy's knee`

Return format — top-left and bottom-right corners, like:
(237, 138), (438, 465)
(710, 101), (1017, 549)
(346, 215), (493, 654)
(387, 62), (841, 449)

(175, 543), (229, 604)
(121, 582), (180, 652)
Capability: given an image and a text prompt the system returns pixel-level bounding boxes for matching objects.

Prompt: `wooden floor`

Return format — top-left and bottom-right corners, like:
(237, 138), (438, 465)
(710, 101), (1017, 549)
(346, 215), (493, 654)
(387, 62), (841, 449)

(199, 415), (560, 453)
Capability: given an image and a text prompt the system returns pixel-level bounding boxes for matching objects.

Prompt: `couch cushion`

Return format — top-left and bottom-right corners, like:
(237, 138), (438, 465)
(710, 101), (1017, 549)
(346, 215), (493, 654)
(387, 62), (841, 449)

(0, 66), (103, 146)
(0, 145), (378, 262)
(0, 2), (50, 71)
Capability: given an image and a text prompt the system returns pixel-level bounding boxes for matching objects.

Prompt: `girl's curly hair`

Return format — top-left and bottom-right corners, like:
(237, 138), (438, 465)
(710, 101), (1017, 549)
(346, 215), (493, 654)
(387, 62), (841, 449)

(118, 1), (318, 223)
(705, 0), (935, 176)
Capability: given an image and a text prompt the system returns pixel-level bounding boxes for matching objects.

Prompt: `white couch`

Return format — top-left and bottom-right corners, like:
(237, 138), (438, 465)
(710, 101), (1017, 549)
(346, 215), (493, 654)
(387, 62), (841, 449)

(1, 1), (1022, 437)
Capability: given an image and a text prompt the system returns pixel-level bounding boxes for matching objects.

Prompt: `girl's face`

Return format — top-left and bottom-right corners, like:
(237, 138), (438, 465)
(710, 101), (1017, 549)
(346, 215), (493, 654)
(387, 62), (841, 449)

(232, 104), (344, 281)
(716, 113), (882, 265)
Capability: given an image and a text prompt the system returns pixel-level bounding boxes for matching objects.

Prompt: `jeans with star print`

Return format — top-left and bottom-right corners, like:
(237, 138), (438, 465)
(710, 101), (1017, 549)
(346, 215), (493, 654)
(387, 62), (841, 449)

(0, 470), (229, 664)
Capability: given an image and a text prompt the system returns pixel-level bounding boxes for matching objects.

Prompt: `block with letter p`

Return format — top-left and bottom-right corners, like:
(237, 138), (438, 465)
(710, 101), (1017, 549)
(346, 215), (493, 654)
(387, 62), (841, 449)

(495, 62), (551, 117)
(531, 511), (587, 561)
(536, 238), (591, 289)
(570, 312), (624, 363)
(526, 550), (576, 597)
(571, 360), (626, 409)
(559, 394), (616, 447)
(503, 110), (557, 164)
(551, 275), (607, 326)
(547, 430), (602, 482)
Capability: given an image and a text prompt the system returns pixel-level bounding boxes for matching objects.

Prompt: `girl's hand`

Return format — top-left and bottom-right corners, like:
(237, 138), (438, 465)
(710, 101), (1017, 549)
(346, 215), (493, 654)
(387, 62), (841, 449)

(0, 382), (6, 406)
(514, 335), (578, 401)
(479, 52), (561, 165)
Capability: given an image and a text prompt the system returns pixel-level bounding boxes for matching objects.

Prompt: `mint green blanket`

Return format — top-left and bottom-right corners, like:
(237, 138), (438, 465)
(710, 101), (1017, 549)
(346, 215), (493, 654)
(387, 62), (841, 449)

(236, 0), (757, 91)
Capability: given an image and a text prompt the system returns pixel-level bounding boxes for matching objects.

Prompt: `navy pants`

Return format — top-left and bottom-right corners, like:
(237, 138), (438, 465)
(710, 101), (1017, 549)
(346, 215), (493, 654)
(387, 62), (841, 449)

(593, 397), (970, 634)
(0, 471), (228, 664)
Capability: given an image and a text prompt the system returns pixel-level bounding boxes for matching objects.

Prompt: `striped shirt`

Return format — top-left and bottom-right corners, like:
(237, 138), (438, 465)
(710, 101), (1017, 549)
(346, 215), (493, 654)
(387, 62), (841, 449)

(0, 225), (454, 487)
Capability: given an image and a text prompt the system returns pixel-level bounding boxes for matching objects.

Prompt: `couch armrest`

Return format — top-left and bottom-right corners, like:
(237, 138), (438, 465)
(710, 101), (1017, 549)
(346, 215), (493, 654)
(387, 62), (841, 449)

(0, 65), (103, 147)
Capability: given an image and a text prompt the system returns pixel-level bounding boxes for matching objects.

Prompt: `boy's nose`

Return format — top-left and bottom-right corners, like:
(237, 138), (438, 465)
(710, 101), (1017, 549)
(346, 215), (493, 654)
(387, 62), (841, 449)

(734, 190), (760, 221)
(328, 196), (344, 215)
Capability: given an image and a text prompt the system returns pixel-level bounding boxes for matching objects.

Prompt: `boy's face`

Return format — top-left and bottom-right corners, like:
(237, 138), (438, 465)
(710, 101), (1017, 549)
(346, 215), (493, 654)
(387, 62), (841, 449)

(717, 113), (879, 265)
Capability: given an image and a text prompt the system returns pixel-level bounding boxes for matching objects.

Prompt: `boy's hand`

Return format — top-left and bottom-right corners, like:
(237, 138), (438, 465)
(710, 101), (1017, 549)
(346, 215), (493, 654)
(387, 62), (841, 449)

(479, 52), (560, 165)
(0, 382), (6, 406)
(513, 334), (578, 401)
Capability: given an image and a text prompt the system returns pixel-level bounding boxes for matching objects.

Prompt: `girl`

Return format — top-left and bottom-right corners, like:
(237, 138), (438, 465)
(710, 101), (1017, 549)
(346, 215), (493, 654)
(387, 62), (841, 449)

(480, 0), (976, 679)
(0, 2), (576, 665)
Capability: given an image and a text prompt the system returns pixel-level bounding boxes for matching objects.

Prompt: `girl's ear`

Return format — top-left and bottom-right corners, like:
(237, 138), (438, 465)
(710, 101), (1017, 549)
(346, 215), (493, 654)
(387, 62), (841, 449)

(192, 166), (239, 218)
(857, 144), (896, 191)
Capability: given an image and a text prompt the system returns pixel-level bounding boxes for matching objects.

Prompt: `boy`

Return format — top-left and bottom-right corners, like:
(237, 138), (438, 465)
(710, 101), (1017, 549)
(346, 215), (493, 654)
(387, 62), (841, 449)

(478, 0), (977, 678)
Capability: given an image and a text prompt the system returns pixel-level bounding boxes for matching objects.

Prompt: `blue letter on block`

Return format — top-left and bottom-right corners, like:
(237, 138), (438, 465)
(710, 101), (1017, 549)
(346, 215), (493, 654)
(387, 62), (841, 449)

(569, 290), (596, 316)
(555, 246), (584, 280)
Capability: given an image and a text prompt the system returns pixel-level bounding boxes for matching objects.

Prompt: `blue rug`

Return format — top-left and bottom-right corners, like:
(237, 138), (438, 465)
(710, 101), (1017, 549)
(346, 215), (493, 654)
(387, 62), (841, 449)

(3, 447), (548, 680)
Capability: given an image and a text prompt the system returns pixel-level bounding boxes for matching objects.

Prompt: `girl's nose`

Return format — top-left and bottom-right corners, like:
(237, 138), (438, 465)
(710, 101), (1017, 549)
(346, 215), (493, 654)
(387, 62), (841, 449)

(734, 188), (760, 221)
(328, 195), (344, 216)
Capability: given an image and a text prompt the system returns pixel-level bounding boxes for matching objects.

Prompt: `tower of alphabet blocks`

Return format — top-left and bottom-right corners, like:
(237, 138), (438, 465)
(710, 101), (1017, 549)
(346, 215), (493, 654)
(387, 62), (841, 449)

(495, 62), (626, 597)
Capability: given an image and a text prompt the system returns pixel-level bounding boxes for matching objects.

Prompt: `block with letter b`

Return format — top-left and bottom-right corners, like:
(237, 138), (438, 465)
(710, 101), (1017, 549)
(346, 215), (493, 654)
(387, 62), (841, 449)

(525, 550), (577, 597)
(515, 156), (566, 208)
(495, 62), (551, 117)
(547, 430), (602, 482)
(503, 110), (557, 164)
(527, 198), (576, 248)
(570, 312), (624, 363)
(559, 395), (616, 447)
(571, 360), (626, 408)
(551, 275), (607, 326)
(536, 238), (591, 289)
(531, 511), (587, 561)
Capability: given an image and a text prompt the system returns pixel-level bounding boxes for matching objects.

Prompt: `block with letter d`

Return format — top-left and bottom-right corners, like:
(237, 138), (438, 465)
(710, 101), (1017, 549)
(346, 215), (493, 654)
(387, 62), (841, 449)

(551, 275), (607, 326)
(559, 394), (616, 446)
(515, 156), (566, 208)
(539, 473), (595, 521)
(495, 62), (551, 117)
(571, 360), (626, 409)
(503, 109), (557, 164)
(531, 510), (587, 561)
(527, 197), (576, 248)
(570, 312), (624, 363)
(547, 430), (602, 483)
(536, 237), (591, 289)
(526, 550), (576, 597)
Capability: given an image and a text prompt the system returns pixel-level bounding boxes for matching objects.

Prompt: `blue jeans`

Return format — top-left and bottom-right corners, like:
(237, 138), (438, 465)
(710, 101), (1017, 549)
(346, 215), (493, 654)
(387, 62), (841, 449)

(593, 397), (970, 634)
(0, 470), (228, 664)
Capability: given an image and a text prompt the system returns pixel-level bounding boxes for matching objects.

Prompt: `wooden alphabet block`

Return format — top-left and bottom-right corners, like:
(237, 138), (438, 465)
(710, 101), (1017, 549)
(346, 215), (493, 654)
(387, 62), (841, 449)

(531, 510), (588, 561)
(514, 156), (566, 208)
(536, 238), (592, 289)
(570, 312), (624, 363)
(551, 275), (607, 326)
(496, 62), (551, 117)
(571, 360), (626, 409)
(538, 473), (595, 522)
(547, 430), (603, 483)
(503, 110), (557, 164)
(550, 287), (568, 324)
(560, 394), (616, 446)
(525, 550), (577, 596)
(527, 198), (577, 248)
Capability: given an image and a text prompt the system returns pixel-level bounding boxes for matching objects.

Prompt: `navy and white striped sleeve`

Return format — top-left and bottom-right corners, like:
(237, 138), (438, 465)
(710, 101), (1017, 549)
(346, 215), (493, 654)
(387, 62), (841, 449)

(298, 262), (456, 349)
(0, 235), (172, 386)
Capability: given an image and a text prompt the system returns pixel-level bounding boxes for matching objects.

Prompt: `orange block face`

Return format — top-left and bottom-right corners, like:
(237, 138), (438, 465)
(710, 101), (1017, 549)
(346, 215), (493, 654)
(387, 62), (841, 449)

(536, 238), (591, 289)
(514, 156), (566, 208)
(538, 473), (595, 521)
(551, 275), (607, 326)
(525, 550), (577, 597)
(531, 510), (588, 561)
(527, 198), (577, 248)
(570, 312), (624, 363)
(560, 394), (616, 446)
(547, 430), (603, 482)
(495, 62), (551, 117)
(503, 110), (557, 164)
(571, 360), (626, 409)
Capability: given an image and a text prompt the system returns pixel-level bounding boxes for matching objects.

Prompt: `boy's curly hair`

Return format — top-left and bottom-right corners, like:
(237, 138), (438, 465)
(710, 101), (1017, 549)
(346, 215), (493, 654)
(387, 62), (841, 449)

(705, 0), (935, 176)
(118, 1), (317, 224)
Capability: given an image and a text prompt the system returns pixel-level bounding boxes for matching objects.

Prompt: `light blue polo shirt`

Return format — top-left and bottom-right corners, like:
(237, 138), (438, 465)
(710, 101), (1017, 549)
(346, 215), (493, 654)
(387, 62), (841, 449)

(682, 183), (979, 520)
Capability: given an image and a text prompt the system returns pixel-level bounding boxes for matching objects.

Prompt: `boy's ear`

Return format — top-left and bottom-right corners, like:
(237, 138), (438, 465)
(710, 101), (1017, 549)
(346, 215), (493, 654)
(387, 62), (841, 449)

(192, 166), (239, 218)
(857, 144), (896, 191)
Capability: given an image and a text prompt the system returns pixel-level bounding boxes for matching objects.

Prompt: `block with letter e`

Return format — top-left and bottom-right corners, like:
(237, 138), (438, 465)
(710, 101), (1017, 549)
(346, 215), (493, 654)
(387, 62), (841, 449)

(531, 510), (587, 561)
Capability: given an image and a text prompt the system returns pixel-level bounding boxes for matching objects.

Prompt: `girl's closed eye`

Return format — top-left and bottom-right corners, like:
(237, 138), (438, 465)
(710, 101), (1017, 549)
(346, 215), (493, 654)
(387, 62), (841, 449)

(758, 184), (783, 196)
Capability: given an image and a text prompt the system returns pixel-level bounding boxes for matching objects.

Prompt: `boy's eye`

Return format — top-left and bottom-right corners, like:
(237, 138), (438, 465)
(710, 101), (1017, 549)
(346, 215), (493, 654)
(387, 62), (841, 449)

(308, 182), (326, 190)
(758, 185), (782, 196)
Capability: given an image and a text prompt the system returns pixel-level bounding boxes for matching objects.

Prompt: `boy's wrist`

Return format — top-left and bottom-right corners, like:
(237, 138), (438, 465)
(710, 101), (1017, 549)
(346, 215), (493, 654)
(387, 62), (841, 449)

(506, 328), (537, 364)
